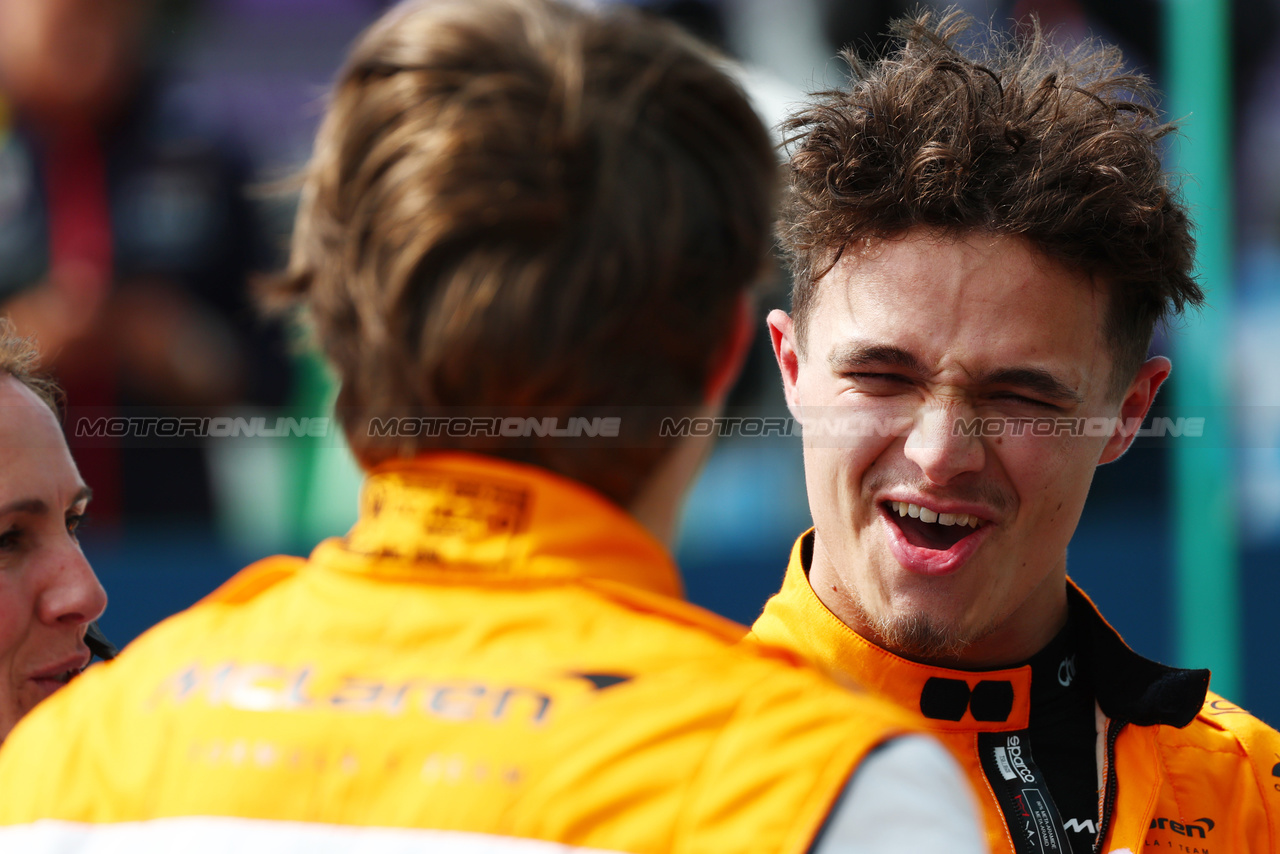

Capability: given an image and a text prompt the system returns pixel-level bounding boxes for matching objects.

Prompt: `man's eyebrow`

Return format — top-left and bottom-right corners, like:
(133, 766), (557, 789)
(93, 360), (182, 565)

(977, 367), (1084, 404)
(827, 343), (927, 374)
(71, 486), (92, 509)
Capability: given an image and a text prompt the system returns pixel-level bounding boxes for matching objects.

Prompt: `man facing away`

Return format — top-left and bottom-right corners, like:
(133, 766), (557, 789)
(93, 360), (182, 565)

(0, 1), (988, 851)
(753, 9), (1280, 854)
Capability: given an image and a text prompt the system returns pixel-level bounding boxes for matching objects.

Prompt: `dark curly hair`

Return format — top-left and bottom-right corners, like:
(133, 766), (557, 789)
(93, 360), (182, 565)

(782, 9), (1202, 396)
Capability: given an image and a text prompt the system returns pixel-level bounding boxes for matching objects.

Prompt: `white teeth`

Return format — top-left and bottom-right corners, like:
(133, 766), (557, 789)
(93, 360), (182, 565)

(889, 501), (983, 528)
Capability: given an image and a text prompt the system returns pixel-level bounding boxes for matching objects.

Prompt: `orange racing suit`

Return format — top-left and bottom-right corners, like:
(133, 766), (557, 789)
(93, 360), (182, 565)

(0, 455), (967, 853)
(751, 532), (1280, 854)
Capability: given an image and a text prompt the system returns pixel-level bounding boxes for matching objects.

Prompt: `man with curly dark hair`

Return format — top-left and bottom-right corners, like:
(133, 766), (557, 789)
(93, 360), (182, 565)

(751, 10), (1280, 854)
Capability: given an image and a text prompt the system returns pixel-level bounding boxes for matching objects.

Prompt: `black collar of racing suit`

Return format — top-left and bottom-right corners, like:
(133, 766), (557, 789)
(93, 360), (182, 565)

(1067, 581), (1208, 728)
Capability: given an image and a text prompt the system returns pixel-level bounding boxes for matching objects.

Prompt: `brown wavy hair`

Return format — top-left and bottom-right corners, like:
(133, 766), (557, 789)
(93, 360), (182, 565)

(782, 9), (1202, 396)
(267, 0), (776, 505)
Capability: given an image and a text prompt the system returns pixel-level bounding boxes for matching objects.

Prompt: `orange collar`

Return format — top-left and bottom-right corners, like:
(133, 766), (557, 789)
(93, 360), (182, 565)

(753, 531), (1211, 731)
(309, 453), (683, 599)
(755, 532), (1032, 732)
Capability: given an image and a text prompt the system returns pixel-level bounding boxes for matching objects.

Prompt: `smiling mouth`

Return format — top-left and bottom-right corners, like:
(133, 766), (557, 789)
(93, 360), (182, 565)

(884, 500), (986, 551)
(33, 664), (86, 687)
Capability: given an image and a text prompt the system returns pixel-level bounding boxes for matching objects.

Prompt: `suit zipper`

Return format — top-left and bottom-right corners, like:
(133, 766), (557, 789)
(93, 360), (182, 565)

(1092, 717), (1126, 854)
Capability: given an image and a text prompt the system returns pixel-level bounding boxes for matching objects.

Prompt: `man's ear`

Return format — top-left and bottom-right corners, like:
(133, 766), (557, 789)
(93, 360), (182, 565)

(1099, 356), (1171, 464)
(767, 308), (803, 421)
(704, 293), (756, 405)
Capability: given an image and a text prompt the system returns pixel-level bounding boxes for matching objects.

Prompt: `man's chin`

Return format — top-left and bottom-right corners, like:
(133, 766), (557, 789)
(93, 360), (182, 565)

(868, 612), (974, 663)
(853, 583), (992, 664)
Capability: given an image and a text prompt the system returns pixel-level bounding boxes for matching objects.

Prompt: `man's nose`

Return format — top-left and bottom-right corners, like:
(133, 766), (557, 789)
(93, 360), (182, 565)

(902, 401), (986, 485)
(39, 545), (108, 629)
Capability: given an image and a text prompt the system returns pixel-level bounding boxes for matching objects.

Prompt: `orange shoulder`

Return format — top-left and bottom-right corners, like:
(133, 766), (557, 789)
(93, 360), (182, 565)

(195, 554), (307, 606)
(1172, 691), (1280, 844)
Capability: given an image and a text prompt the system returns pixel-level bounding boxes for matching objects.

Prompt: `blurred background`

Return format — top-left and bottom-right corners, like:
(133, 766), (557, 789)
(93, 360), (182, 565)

(1, 0), (1276, 724)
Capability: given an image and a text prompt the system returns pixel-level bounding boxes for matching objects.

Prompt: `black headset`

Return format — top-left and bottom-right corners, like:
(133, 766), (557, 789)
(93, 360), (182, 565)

(85, 622), (118, 661)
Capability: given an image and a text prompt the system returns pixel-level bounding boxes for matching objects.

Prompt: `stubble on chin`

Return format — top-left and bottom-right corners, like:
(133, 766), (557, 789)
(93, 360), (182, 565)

(870, 609), (971, 661)
(811, 523), (1000, 664)
(843, 588), (997, 664)
(816, 556), (978, 662)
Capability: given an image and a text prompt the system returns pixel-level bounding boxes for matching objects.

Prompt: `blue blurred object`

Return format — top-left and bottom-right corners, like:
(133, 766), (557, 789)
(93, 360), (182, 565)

(86, 526), (272, 648)
(677, 440), (809, 624)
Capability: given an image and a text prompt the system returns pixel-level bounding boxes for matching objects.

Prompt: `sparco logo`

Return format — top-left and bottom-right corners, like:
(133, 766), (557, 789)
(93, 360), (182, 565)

(1149, 816), (1215, 838)
(1004, 735), (1035, 783)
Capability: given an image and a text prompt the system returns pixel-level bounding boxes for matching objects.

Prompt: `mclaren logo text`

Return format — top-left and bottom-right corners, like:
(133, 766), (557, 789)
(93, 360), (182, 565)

(1149, 816), (1215, 838)
(1063, 818), (1096, 835)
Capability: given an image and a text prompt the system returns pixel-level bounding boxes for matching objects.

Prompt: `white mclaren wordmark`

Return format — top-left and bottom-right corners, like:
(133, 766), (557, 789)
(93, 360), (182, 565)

(1063, 818), (1097, 834)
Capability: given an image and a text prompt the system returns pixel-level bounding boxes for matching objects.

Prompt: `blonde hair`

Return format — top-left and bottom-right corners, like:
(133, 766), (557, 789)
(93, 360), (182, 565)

(0, 318), (61, 414)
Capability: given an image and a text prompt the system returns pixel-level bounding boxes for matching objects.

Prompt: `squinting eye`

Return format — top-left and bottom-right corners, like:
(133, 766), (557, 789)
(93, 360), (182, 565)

(66, 513), (86, 538)
(992, 392), (1057, 409)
